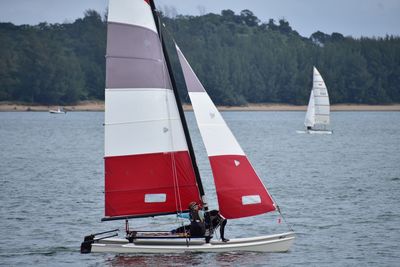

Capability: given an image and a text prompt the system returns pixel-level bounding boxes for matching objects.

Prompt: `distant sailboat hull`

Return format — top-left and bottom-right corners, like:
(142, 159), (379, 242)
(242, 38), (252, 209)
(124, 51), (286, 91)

(90, 232), (295, 253)
(306, 129), (333, 135)
(49, 108), (66, 114)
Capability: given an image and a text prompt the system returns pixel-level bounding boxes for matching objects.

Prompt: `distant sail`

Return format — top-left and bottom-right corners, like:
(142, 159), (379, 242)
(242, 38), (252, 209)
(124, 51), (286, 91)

(312, 67), (330, 127)
(104, 0), (201, 219)
(175, 44), (276, 219)
(304, 67), (330, 130)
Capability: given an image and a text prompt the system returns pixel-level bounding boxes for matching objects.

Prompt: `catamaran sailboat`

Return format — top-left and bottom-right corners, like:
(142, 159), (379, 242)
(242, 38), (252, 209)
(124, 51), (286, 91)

(303, 67), (332, 134)
(80, 0), (294, 253)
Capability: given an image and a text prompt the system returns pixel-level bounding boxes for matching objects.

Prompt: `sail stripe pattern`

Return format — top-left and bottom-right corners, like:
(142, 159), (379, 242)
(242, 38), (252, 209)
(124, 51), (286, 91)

(176, 44), (276, 219)
(104, 0), (201, 218)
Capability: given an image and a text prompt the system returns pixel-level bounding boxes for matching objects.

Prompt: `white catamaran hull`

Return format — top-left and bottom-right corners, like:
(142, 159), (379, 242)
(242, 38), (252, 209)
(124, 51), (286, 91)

(91, 232), (295, 253)
(296, 130), (332, 134)
(306, 129), (332, 135)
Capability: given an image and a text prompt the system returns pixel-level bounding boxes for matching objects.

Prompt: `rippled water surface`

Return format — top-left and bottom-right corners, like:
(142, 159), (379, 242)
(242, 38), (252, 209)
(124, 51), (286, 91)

(1, 111), (399, 266)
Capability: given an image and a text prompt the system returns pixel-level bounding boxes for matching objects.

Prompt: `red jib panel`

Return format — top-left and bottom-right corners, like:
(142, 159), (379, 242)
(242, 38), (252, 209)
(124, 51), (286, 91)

(209, 155), (276, 219)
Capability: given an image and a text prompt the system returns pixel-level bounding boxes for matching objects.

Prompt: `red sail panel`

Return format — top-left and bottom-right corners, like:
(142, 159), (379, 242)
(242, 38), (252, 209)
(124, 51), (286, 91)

(105, 151), (201, 217)
(209, 155), (276, 219)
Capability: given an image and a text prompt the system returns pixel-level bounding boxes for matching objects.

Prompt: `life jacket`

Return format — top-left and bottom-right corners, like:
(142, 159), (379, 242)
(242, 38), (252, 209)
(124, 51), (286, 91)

(189, 210), (203, 223)
(189, 210), (205, 236)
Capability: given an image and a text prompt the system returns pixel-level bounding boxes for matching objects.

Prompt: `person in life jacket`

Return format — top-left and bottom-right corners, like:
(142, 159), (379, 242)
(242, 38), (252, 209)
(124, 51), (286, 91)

(173, 201), (229, 242)
(187, 201), (206, 237)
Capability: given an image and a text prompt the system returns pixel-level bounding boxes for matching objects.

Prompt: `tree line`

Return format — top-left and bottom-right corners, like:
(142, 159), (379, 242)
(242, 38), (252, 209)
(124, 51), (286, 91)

(0, 9), (399, 105)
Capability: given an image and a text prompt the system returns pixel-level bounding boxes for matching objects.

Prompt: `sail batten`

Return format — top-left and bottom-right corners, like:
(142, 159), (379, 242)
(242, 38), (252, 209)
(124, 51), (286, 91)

(176, 44), (276, 219)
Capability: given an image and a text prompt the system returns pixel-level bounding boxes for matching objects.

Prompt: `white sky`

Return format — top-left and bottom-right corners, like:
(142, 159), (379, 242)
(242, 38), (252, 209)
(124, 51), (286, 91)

(0, 0), (399, 38)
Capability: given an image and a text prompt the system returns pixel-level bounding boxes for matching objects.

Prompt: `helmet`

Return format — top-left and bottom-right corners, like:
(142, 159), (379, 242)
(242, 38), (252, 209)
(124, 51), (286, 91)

(188, 201), (198, 210)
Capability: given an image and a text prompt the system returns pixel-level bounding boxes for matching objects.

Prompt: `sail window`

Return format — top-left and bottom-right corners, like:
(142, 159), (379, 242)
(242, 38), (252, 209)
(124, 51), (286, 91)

(242, 195), (261, 205)
(234, 160), (240, 166)
(145, 194), (167, 203)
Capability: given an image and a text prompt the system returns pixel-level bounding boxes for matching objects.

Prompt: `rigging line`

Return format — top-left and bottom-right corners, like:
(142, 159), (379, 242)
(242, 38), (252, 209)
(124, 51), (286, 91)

(156, 10), (184, 216)
(275, 205), (295, 232)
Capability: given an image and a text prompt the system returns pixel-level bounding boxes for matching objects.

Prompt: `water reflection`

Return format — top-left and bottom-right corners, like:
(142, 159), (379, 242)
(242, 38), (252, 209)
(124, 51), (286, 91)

(105, 253), (203, 266)
(105, 251), (272, 267)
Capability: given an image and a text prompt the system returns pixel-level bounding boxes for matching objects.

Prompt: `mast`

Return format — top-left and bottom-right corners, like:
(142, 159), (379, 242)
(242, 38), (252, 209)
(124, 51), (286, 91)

(149, 0), (207, 206)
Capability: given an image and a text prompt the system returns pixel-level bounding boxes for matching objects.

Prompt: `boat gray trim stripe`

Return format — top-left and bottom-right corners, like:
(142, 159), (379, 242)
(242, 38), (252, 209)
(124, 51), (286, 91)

(106, 22), (171, 89)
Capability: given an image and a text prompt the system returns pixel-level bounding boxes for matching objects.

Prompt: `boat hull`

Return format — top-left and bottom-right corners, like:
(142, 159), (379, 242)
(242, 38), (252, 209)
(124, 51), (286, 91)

(90, 232), (295, 253)
(49, 110), (66, 114)
(307, 129), (332, 134)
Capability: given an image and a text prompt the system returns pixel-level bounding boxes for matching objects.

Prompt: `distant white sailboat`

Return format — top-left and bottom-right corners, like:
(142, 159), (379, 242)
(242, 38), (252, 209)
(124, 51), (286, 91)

(49, 107), (66, 114)
(303, 67), (332, 134)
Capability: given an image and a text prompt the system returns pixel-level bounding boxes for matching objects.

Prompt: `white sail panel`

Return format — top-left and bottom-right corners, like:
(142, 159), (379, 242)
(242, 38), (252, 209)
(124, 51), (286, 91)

(188, 93), (245, 156)
(175, 44), (245, 156)
(105, 89), (188, 157)
(108, 0), (157, 32)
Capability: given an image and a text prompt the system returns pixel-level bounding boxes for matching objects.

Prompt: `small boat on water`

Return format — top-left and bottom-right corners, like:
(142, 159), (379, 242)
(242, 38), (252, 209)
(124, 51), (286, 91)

(81, 0), (294, 254)
(49, 107), (66, 114)
(302, 67), (332, 134)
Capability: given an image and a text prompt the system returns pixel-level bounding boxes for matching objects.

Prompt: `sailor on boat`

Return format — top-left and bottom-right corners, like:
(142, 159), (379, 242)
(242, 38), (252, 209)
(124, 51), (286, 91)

(173, 202), (229, 242)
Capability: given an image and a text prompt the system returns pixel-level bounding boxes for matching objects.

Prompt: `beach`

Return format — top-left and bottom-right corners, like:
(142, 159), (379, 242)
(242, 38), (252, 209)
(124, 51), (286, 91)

(1, 101), (400, 112)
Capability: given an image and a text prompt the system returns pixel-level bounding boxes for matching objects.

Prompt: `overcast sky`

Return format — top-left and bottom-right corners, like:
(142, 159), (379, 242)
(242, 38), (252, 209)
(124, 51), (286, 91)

(0, 0), (399, 38)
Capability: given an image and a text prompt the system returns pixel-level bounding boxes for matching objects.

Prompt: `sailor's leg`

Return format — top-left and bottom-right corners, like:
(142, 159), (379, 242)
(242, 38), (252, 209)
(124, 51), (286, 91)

(220, 219), (229, 242)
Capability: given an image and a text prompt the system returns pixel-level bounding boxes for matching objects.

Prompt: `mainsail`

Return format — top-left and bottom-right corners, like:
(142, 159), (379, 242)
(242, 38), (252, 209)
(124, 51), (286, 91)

(175, 44), (276, 219)
(311, 67), (330, 127)
(103, 0), (202, 219)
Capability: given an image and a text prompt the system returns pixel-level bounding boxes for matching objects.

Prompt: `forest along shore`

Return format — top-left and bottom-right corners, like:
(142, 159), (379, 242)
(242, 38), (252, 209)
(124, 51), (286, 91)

(1, 101), (400, 112)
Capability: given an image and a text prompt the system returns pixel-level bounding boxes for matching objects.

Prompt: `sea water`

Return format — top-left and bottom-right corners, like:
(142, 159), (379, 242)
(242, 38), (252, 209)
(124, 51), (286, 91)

(0, 111), (399, 266)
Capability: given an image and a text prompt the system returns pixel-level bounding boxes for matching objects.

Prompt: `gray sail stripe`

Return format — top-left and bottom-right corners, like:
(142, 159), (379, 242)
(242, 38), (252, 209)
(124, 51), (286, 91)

(106, 56), (172, 89)
(176, 49), (205, 92)
(106, 22), (171, 89)
(107, 22), (162, 61)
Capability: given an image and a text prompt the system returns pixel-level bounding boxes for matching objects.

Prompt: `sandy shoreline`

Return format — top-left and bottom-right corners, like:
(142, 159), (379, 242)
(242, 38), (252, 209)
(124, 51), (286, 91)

(1, 101), (399, 112)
